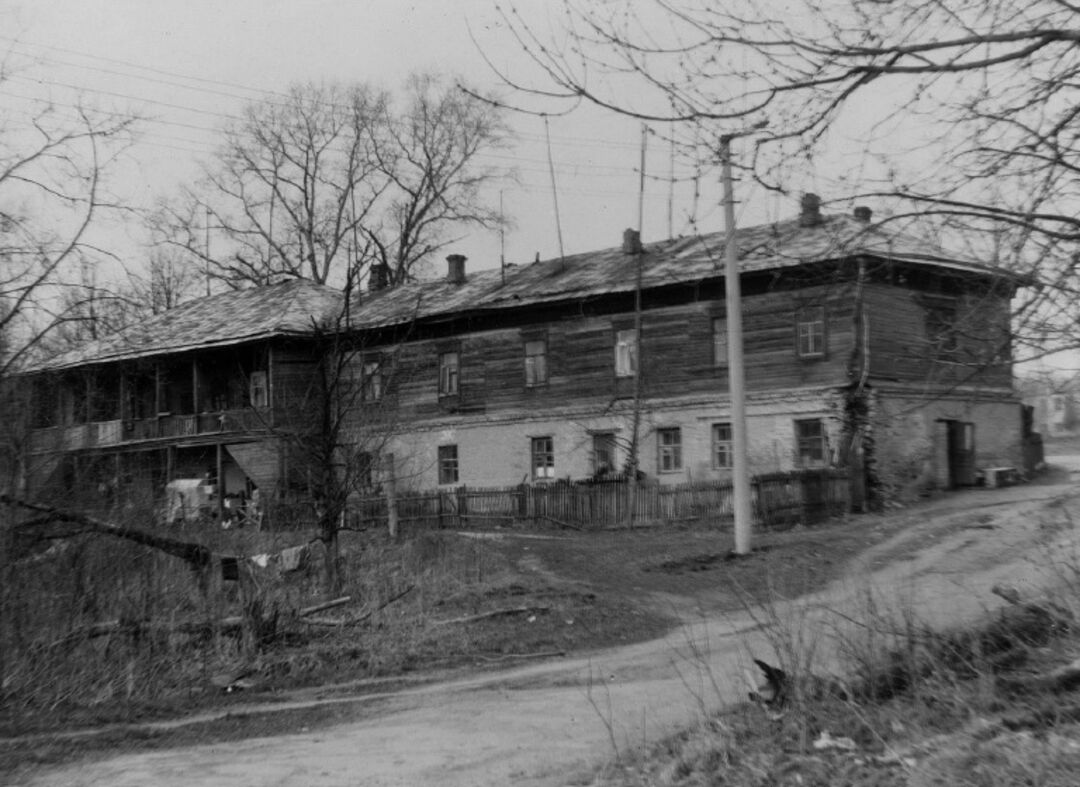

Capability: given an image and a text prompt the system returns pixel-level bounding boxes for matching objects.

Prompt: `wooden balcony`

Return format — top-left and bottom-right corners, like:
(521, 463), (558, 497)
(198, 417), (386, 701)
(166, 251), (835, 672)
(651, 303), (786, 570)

(28, 409), (270, 454)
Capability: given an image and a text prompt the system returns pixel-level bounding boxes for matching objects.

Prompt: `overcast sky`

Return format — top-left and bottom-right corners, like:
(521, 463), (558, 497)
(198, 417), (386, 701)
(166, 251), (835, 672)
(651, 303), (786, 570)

(6, 0), (802, 278)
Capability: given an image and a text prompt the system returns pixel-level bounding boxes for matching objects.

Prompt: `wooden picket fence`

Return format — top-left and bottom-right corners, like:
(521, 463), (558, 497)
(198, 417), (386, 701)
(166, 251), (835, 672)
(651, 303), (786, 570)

(336, 468), (850, 532)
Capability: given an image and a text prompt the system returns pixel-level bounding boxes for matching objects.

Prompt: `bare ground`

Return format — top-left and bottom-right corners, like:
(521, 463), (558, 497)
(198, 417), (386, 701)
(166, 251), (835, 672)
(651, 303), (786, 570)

(5, 463), (1080, 787)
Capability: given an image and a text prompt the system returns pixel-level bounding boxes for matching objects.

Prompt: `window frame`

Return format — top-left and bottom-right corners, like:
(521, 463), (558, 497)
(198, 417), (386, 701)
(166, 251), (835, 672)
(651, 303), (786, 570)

(249, 370), (269, 408)
(437, 444), (459, 485)
(591, 432), (617, 477)
(795, 306), (826, 359)
(795, 418), (828, 467)
(711, 422), (733, 469)
(361, 359), (383, 402)
(657, 427), (683, 474)
(614, 328), (638, 378)
(438, 350), (460, 397)
(355, 450), (375, 489)
(925, 300), (960, 354)
(524, 337), (549, 387)
(711, 316), (729, 368)
(531, 436), (555, 481)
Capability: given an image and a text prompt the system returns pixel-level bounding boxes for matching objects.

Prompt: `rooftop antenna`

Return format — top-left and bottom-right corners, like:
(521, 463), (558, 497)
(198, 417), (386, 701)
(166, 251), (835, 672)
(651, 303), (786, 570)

(667, 130), (675, 240)
(542, 115), (566, 261)
(637, 124), (648, 234)
(204, 205), (211, 297)
(499, 190), (506, 285)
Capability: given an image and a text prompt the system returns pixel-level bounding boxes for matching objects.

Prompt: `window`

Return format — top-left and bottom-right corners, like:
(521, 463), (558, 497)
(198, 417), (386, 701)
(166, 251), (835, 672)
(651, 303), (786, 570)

(592, 432), (617, 476)
(657, 427), (683, 473)
(712, 423), (733, 469)
(362, 360), (383, 401)
(438, 351), (459, 396)
(524, 339), (548, 386)
(796, 307), (826, 358)
(438, 445), (459, 485)
(249, 371), (268, 408)
(795, 419), (828, 467)
(712, 317), (728, 367)
(355, 451), (375, 489)
(926, 301), (959, 353)
(531, 436), (555, 480)
(615, 329), (638, 377)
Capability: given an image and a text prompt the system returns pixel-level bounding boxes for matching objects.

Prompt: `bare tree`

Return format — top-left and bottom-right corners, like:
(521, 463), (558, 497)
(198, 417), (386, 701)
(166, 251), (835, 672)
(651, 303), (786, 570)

(130, 248), (202, 315)
(154, 74), (510, 290)
(492, 0), (1080, 359)
(0, 51), (137, 501)
(39, 249), (200, 359)
(272, 288), (418, 594)
(364, 73), (511, 285)
(0, 98), (137, 377)
(0, 49), (138, 697)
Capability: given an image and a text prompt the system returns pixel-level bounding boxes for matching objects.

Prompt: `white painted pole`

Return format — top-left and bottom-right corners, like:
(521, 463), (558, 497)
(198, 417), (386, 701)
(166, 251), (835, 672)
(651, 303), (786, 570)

(721, 135), (752, 555)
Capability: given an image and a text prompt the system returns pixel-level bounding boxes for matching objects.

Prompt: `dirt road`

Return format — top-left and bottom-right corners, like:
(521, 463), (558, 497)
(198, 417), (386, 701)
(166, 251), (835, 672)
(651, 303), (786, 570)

(15, 470), (1080, 787)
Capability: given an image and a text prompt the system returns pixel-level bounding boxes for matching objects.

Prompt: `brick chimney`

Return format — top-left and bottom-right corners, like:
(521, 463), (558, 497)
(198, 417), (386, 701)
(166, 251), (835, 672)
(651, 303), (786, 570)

(799, 193), (822, 227)
(368, 264), (389, 292)
(622, 228), (642, 255)
(853, 206), (872, 223)
(446, 254), (467, 285)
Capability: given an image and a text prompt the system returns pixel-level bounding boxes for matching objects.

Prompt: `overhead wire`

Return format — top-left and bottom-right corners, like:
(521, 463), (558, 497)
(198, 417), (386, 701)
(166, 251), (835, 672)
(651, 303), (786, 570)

(1, 87), (652, 183)
(2, 36), (644, 151)
(2, 35), (757, 245)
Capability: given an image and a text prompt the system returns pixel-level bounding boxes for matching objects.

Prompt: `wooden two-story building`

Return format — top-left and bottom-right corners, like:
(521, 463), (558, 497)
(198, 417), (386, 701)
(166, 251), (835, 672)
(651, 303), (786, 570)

(22, 195), (1028, 512)
(22, 280), (343, 516)
(349, 195), (1026, 501)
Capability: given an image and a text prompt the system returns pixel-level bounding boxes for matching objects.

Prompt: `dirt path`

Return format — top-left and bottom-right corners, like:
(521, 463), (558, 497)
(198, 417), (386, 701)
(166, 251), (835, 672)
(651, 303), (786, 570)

(14, 472), (1080, 787)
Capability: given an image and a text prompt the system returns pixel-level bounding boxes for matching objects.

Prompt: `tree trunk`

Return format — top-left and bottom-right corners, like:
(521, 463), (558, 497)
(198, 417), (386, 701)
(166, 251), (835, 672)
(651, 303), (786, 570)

(321, 512), (341, 595)
(2, 494), (213, 570)
(384, 453), (398, 539)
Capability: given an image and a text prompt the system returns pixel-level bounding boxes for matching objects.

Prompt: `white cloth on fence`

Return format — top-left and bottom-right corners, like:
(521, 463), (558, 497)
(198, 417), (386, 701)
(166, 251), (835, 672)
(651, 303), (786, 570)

(165, 479), (214, 524)
(278, 544), (308, 572)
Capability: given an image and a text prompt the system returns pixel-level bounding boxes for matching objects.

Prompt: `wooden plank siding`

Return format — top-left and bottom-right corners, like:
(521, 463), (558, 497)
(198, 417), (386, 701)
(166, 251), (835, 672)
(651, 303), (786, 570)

(862, 281), (1012, 387)
(269, 341), (321, 415)
(354, 283), (860, 421)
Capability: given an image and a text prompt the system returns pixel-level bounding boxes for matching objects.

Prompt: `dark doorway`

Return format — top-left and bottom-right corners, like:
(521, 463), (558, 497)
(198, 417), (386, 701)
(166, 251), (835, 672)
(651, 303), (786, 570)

(946, 420), (977, 488)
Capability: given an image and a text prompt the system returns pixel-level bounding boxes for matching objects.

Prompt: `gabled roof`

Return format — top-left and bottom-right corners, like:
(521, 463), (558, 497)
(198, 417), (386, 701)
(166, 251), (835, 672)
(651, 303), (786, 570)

(33, 208), (1021, 372)
(347, 212), (1021, 329)
(34, 278), (344, 372)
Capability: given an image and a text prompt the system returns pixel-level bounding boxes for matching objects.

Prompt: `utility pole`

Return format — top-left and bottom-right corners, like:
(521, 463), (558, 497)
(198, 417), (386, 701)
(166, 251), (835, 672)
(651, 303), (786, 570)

(721, 134), (752, 555)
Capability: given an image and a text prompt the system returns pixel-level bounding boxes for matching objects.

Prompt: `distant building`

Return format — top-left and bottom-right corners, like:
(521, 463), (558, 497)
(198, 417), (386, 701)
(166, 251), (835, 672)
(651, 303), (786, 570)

(1021, 377), (1080, 438)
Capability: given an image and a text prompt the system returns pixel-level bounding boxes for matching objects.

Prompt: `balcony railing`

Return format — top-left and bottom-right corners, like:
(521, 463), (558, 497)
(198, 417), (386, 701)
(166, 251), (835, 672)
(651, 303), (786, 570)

(29, 409), (270, 453)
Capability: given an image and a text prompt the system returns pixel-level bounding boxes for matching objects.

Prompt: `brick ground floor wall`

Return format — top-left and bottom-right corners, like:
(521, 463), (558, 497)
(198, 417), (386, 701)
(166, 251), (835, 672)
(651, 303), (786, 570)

(869, 386), (1023, 497)
(379, 387), (846, 490)
(374, 384), (1023, 497)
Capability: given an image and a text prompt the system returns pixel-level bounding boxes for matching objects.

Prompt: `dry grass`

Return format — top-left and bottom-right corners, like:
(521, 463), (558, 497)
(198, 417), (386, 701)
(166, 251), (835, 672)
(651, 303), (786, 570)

(0, 506), (643, 737)
(593, 612), (1080, 787)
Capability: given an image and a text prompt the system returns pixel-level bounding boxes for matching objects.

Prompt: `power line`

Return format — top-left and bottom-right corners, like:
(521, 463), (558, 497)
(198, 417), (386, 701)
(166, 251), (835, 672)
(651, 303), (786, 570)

(0, 35), (289, 101)
(3, 35), (645, 151)
(4, 78), (651, 178)
(7, 73), (246, 124)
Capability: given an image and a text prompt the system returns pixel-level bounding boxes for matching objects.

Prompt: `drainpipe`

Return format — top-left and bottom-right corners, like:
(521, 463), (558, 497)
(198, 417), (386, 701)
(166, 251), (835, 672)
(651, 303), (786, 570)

(849, 258), (871, 511)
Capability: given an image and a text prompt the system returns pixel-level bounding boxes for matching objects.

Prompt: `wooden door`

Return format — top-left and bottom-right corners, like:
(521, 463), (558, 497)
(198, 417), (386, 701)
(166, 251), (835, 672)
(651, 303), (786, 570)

(946, 420), (977, 487)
